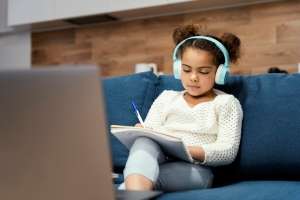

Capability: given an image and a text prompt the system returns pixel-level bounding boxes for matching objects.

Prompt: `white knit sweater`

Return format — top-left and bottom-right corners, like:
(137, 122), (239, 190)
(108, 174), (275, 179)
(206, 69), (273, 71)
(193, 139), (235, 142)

(144, 89), (243, 166)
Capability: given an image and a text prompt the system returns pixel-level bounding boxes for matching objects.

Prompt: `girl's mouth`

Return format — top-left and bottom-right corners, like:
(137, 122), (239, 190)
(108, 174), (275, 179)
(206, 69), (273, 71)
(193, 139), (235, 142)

(188, 85), (200, 89)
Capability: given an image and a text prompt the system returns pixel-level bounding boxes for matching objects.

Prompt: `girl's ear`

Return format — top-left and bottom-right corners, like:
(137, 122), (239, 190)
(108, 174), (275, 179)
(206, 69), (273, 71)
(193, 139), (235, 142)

(215, 64), (229, 85)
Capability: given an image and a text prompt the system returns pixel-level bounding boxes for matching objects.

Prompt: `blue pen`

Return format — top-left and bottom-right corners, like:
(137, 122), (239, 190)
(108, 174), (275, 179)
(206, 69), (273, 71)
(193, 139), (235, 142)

(131, 101), (145, 127)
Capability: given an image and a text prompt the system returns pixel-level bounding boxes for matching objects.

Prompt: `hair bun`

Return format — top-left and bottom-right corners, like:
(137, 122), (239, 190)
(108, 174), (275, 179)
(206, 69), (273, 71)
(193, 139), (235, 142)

(172, 24), (206, 45)
(220, 33), (241, 63)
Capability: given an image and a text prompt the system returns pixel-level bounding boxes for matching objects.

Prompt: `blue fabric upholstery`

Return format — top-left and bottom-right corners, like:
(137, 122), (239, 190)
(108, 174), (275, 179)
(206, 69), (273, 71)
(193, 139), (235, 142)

(214, 73), (300, 180)
(102, 71), (158, 171)
(159, 181), (300, 200)
(155, 75), (183, 98)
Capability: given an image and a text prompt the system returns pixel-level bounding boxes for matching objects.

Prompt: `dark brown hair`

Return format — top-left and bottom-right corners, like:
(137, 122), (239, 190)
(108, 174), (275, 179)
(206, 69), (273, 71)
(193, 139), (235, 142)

(172, 24), (241, 66)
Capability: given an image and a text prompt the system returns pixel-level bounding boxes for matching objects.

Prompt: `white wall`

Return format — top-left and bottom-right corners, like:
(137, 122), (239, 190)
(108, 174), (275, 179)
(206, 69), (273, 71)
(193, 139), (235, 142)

(8, 0), (189, 26)
(0, 32), (31, 69)
(8, 0), (282, 26)
(0, 0), (31, 69)
(0, 0), (12, 33)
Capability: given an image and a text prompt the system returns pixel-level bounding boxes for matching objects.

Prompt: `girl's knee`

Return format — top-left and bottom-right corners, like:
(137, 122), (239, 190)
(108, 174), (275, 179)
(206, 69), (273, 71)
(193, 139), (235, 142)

(133, 137), (159, 148)
(130, 137), (162, 156)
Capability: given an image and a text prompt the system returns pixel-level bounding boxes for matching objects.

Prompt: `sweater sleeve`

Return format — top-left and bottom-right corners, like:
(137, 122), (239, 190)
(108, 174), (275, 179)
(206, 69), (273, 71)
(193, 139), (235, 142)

(200, 96), (243, 166)
(144, 90), (169, 129)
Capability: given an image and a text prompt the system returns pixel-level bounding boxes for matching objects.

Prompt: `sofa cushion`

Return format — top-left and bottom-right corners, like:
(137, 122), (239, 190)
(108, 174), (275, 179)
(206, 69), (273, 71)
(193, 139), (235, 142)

(214, 73), (300, 180)
(102, 71), (158, 171)
(159, 181), (300, 200)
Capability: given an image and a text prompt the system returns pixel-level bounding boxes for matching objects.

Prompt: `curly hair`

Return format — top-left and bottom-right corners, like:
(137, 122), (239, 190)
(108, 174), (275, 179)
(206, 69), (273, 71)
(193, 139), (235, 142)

(172, 24), (241, 66)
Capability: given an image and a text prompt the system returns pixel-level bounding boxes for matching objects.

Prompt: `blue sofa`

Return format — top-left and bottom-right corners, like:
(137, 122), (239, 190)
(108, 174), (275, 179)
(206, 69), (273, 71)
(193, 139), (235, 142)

(102, 71), (300, 200)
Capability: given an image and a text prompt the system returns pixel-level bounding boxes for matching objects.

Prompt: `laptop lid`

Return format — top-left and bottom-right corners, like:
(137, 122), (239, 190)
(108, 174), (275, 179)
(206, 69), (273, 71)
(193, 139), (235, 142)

(0, 67), (115, 200)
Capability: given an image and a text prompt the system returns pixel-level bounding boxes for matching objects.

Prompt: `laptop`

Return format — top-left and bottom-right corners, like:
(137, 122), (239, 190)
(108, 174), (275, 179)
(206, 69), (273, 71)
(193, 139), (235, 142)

(0, 67), (161, 200)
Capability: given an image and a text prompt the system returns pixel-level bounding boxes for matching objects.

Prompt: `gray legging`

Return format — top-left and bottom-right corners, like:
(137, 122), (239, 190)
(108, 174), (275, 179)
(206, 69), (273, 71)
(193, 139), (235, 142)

(123, 137), (214, 192)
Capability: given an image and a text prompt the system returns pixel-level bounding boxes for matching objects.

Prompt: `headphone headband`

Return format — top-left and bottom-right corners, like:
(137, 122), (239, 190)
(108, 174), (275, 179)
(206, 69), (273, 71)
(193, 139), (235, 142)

(172, 36), (230, 68)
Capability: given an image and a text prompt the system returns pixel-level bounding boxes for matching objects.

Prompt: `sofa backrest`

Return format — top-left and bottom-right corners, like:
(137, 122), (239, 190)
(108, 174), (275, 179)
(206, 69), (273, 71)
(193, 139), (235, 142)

(217, 73), (300, 181)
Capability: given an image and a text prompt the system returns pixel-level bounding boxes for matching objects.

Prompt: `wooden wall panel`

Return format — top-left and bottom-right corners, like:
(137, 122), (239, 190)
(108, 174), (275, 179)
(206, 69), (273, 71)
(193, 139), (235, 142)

(32, 0), (300, 76)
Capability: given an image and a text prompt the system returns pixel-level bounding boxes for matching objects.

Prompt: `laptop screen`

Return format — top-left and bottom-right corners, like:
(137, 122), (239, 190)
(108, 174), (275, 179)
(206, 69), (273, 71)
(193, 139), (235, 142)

(0, 67), (115, 200)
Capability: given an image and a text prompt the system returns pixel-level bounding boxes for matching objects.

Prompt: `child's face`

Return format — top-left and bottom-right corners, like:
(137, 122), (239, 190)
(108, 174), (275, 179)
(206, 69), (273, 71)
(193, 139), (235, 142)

(180, 47), (217, 97)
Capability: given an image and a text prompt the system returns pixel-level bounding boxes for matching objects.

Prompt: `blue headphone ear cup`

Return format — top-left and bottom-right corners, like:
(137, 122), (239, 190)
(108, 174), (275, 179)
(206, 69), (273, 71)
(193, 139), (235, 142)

(215, 64), (228, 85)
(173, 59), (182, 79)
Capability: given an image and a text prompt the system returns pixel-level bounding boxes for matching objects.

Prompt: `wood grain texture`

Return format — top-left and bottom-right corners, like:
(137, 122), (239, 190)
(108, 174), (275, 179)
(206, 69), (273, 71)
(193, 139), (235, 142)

(32, 0), (300, 76)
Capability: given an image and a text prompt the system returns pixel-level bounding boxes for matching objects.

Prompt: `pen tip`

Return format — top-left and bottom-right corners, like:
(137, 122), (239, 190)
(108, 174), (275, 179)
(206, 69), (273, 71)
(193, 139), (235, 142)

(131, 101), (137, 109)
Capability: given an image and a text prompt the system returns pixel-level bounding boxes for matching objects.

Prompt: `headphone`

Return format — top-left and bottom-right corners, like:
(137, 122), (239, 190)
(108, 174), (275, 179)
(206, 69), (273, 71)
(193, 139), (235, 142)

(172, 36), (230, 85)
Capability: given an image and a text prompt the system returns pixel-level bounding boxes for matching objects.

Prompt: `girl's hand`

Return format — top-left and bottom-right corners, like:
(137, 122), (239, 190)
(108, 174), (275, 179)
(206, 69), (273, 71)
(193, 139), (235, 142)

(134, 123), (143, 127)
(187, 146), (205, 162)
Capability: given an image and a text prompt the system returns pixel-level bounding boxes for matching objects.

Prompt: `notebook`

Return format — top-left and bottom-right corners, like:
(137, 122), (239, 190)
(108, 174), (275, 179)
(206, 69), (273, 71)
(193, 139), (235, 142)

(111, 125), (194, 163)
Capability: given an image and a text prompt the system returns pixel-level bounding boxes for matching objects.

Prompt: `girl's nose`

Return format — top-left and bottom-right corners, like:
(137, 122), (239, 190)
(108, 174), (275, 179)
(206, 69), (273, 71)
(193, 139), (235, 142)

(190, 73), (199, 82)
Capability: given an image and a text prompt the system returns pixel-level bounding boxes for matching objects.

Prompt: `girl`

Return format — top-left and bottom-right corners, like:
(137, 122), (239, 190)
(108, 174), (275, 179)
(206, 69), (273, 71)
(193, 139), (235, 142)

(120, 24), (243, 192)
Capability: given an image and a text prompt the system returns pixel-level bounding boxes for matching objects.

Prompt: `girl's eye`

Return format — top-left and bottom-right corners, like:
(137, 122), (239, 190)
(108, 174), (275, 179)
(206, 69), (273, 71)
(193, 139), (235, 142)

(182, 68), (191, 73)
(200, 71), (210, 74)
(197, 69), (210, 74)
